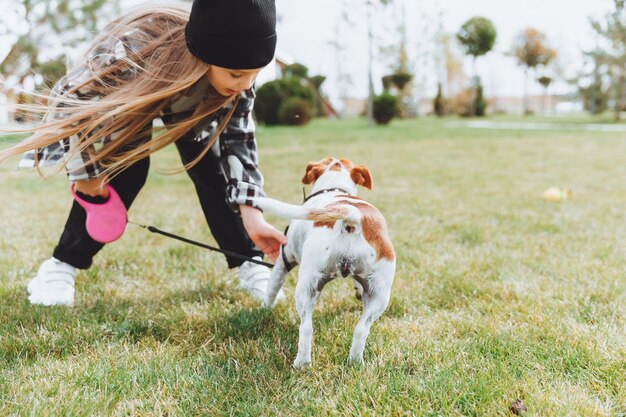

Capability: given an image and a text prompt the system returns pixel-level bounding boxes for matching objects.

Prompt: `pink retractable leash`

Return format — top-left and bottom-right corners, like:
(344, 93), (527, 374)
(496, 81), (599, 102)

(70, 183), (127, 243)
(70, 183), (274, 267)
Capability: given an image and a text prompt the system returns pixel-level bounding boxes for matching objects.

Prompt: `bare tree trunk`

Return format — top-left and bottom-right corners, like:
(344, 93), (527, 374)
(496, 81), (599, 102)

(616, 74), (625, 121)
(366, 0), (375, 126)
(471, 57), (477, 117)
(523, 68), (529, 115)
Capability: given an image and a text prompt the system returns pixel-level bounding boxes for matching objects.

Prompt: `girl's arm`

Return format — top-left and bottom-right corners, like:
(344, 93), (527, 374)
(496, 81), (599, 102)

(74, 176), (110, 198)
(219, 88), (266, 211)
(239, 205), (286, 261)
(220, 88), (286, 259)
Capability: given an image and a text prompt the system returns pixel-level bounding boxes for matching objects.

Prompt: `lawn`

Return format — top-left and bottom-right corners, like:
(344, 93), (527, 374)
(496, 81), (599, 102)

(1, 116), (626, 416)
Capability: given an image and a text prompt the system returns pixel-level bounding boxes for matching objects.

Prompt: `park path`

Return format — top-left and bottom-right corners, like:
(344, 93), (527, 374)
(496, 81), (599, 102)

(447, 120), (626, 132)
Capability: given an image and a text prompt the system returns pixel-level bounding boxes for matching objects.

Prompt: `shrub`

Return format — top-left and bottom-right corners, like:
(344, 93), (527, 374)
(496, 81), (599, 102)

(308, 75), (326, 90)
(308, 75), (327, 117)
(283, 63), (309, 79)
(373, 92), (400, 125)
(447, 83), (488, 117)
(448, 88), (473, 117)
(580, 82), (609, 115)
(474, 83), (487, 116)
(254, 80), (282, 125)
(255, 78), (316, 125)
(433, 83), (446, 117)
(278, 97), (313, 125)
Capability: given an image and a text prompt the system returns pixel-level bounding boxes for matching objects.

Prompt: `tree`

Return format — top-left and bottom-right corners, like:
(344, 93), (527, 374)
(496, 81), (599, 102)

(382, 75), (394, 91)
(339, 0), (393, 123)
(537, 75), (553, 116)
(587, 0), (626, 119)
(365, 0), (393, 125)
(578, 50), (610, 115)
(456, 17), (497, 116)
(457, 17), (497, 60)
(580, 79), (609, 115)
(1, 0), (120, 94)
(512, 28), (557, 115)
(283, 63), (309, 79)
(439, 33), (468, 100)
(385, 1), (414, 118)
(308, 75), (328, 117)
(390, 73), (413, 91)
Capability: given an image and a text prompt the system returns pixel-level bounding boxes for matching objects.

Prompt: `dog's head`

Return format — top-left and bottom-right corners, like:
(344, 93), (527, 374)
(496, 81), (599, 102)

(301, 157), (373, 190)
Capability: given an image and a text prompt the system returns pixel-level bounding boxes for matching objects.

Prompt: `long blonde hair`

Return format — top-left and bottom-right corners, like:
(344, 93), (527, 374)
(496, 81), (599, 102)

(0, 2), (238, 178)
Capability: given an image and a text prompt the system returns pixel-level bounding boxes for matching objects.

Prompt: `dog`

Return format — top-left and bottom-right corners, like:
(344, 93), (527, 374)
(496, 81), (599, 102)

(253, 157), (395, 368)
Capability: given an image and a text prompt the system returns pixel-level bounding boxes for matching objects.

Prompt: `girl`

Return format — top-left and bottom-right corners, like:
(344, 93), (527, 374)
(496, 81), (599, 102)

(0, 0), (287, 306)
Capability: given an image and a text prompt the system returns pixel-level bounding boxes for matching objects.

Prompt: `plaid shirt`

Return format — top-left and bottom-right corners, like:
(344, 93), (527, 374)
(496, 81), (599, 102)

(19, 28), (265, 210)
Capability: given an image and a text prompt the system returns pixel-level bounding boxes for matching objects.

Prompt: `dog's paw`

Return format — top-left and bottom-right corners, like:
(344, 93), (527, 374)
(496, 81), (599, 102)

(292, 355), (311, 370)
(262, 297), (275, 309)
(347, 353), (364, 366)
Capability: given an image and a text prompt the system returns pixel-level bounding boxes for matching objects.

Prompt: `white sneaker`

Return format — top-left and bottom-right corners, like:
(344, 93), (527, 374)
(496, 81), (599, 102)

(27, 258), (77, 307)
(237, 257), (285, 303)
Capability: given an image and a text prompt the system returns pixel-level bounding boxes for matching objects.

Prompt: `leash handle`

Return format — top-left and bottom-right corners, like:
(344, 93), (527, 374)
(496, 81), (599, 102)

(130, 222), (274, 268)
(72, 183), (127, 243)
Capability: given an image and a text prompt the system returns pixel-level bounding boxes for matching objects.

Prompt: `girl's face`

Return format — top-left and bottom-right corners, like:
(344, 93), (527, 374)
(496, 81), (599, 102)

(207, 65), (263, 97)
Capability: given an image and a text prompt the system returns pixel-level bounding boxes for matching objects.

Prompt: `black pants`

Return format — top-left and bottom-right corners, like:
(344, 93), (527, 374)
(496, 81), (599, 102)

(52, 140), (262, 269)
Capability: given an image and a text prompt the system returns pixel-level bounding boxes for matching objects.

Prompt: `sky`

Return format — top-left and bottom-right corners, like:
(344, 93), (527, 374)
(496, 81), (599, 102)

(269, 0), (615, 105)
(1, 0), (617, 107)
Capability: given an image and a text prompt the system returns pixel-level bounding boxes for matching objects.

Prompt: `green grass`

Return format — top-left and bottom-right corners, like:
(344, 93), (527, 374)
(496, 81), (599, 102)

(2, 116), (626, 416)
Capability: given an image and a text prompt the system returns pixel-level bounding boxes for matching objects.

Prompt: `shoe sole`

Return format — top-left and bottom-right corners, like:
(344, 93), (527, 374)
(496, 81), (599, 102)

(27, 277), (75, 306)
(28, 290), (74, 306)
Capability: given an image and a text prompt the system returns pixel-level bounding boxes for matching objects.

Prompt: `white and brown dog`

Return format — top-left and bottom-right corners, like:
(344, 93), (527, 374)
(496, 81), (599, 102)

(254, 157), (395, 368)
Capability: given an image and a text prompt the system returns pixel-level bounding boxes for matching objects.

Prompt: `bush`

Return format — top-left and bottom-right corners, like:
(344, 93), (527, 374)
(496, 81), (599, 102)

(254, 81), (283, 125)
(283, 63), (309, 79)
(448, 84), (487, 117)
(373, 92), (400, 125)
(308, 75), (326, 90)
(308, 75), (327, 117)
(448, 88), (473, 117)
(580, 82), (609, 115)
(255, 78), (316, 125)
(278, 97), (313, 125)
(433, 83), (446, 117)
(474, 83), (487, 116)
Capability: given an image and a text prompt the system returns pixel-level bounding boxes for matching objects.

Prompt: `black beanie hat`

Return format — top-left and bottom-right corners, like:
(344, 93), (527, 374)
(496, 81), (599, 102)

(185, 0), (277, 70)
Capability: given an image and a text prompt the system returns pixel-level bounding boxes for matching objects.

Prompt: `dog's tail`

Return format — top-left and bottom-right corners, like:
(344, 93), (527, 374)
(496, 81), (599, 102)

(254, 197), (362, 224)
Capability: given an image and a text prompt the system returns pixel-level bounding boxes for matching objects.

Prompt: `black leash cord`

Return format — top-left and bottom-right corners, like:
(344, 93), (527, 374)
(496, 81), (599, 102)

(128, 221), (274, 268)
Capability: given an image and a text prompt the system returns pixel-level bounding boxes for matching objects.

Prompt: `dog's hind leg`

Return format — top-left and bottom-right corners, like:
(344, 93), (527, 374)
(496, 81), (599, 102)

(348, 288), (389, 364)
(263, 254), (290, 308)
(293, 266), (323, 369)
(348, 264), (394, 364)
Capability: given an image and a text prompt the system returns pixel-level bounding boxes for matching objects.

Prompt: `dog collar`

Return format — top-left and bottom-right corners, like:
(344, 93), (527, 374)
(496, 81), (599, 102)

(302, 187), (350, 203)
(280, 225), (296, 272)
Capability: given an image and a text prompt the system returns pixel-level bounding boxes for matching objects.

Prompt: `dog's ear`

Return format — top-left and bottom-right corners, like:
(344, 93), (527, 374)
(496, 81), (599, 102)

(302, 162), (325, 184)
(350, 165), (373, 190)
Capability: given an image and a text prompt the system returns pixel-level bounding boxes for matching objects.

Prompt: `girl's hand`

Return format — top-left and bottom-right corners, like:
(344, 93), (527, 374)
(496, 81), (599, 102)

(240, 205), (287, 261)
(74, 176), (110, 198)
